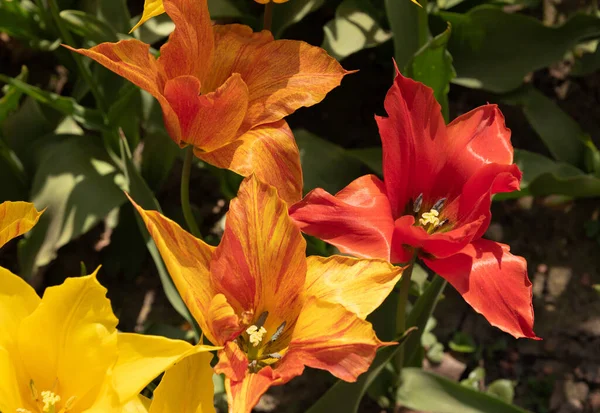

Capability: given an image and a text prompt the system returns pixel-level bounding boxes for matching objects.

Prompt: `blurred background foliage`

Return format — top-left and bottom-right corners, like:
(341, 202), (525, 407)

(2, 0), (600, 412)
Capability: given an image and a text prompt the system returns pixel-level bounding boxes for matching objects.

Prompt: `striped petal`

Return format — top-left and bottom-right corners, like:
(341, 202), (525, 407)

(0, 201), (43, 249)
(195, 120), (303, 204)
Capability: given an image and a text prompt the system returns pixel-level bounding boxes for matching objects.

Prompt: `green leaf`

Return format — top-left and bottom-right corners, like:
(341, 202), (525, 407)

(0, 0), (59, 50)
(502, 86), (587, 167)
(0, 66), (28, 124)
(0, 73), (107, 131)
(461, 366), (485, 390)
(18, 135), (126, 279)
(79, 0), (131, 34)
(272, 0), (325, 39)
(449, 331), (477, 353)
(440, 6), (600, 93)
(406, 24), (455, 121)
(385, 0), (423, 71)
(322, 0), (392, 61)
(347, 147), (383, 175)
(396, 368), (530, 413)
(509, 149), (600, 198)
(59, 9), (119, 43)
(295, 129), (364, 194)
(307, 275), (446, 413)
(0, 140), (28, 202)
(140, 131), (180, 191)
(208, 0), (247, 20)
(427, 342), (445, 363)
(487, 379), (516, 404)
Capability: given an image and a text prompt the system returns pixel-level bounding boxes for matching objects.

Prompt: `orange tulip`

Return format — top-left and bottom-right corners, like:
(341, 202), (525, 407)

(130, 176), (403, 413)
(66, 0), (348, 204)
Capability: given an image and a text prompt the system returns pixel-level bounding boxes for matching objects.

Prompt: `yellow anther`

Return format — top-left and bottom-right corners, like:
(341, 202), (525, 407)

(41, 391), (60, 413)
(419, 209), (440, 227)
(246, 325), (267, 347)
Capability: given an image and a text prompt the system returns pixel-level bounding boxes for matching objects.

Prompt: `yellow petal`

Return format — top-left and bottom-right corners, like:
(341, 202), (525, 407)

(149, 352), (216, 413)
(286, 297), (387, 382)
(209, 175), (306, 342)
(123, 396), (151, 413)
(304, 256), (403, 319)
(17, 269), (119, 403)
(129, 196), (219, 343)
(131, 0), (165, 32)
(0, 346), (22, 413)
(113, 333), (218, 403)
(0, 201), (43, 249)
(0, 266), (40, 351)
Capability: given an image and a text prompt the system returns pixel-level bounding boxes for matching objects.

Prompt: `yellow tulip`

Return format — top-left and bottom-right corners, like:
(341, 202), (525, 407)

(123, 352), (216, 413)
(0, 200), (218, 412)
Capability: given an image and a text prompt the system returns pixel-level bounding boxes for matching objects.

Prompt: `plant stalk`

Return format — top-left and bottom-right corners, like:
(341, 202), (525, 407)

(394, 253), (418, 374)
(263, 1), (274, 32)
(181, 146), (202, 239)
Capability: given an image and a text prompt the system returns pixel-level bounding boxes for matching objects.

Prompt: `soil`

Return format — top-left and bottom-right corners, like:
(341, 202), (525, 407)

(2, 3), (600, 413)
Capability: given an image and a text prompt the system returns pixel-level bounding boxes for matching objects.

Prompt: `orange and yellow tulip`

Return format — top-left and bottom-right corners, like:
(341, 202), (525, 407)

(67, 0), (348, 204)
(130, 176), (403, 413)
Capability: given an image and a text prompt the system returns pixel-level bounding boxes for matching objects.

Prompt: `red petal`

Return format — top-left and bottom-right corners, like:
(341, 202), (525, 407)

(423, 239), (538, 339)
(391, 215), (485, 260)
(289, 175), (395, 260)
(376, 68), (446, 217)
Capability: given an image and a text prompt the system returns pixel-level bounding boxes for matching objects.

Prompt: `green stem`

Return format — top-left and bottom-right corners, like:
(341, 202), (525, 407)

(263, 1), (274, 32)
(394, 253), (418, 374)
(417, 0), (430, 48)
(181, 147), (202, 239)
(47, 0), (108, 114)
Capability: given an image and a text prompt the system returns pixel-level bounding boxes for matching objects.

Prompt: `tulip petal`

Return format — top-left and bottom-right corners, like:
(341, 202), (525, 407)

(285, 297), (388, 381)
(0, 346), (22, 413)
(225, 369), (285, 413)
(195, 120), (303, 204)
(131, 0), (165, 32)
(163, 74), (249, 151)
(210, 175), (307, 340)
(146, 352), (215, 413)
(304, 255), (402, 319)
(158, 0), (214, 83)
(65, 41), (182, 144)
(113, 334), (216, 403)
(0, 267), (40, 351)
(423, 239), (538, 339)
(0, 201), (43, 249)
(17, 270), (119, 404)
(129, 197), (220, 343)
(289, 174), (394, 260)
(123, 396), (151, 413)
(376, 68), (447, 217)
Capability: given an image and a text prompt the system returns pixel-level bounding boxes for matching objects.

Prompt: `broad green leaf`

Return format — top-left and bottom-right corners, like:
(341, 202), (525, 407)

(487, 379), (516, 404)
(572, 41), (600, 76)
(307, 274), (446, 413)
(0, 73), (106, 131)
(509, 149), (600, 198)
(0, 66), (28, 124)
(440, 6), (600, 93)
(502, 86), (587, 167)
(18, 135), (126, 279)
(406, 24), (455, 121)
(396, 368), (530, 413)
(59, 10), (119, 43)
(208, 0), (246, 20)
(295, 129), (364, 194)
(347, 147), (383, 175)
(322, 0), (392, 61)
(436, 0), (468, 9)
(0, 140), (27, 202)
(79, 0), (131, 34)
(385, 0), (423, 71)
(272, 0), (325, 39)
(140, 130), (179, 191)
(0, 0), (59, 50)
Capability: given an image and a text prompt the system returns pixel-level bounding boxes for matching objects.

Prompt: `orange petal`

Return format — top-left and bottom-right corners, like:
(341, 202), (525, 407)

(163, 74), (249, 152)
(285, 297), (389, 382)
(202, 25), (273, 94)
(0, 201), (43, 249)
(128, 196), (221, 344)
(195, 120), (303, 204)
(304, 256), (403, 319)
(65, 41), (183, 144)
(210, 176), (306, 341)
(158, 0), (214, 83)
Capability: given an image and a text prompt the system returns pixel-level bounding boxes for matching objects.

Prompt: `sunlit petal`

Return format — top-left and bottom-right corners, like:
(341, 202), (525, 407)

(0, 201), (43, 249)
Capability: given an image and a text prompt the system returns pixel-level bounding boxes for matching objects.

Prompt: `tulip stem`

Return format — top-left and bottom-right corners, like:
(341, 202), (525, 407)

(181, 147), (202, 239)
(394, 253), (418, 374)
(263, 1), (274, 32)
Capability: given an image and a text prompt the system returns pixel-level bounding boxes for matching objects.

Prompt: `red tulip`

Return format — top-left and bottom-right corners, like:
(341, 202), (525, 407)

(290, 68), (538, 340)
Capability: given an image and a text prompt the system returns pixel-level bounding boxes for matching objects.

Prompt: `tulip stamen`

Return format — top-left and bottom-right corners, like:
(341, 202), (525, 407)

(246, 325), (267, 347)
(432, 197), (446, 212)
(41, 390), (61, 413)
(413, 193), (423, 213)
(419, 209), (440, 227)
(270, 321), (286, 342)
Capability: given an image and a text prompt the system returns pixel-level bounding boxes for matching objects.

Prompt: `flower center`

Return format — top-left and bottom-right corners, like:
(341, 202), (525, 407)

(246, 325), (267, 347)
(419, 209), (440, 227)
(41, 391), (61, 413)
(411, 194), (449, 234)
(19, 380), (75, 413)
